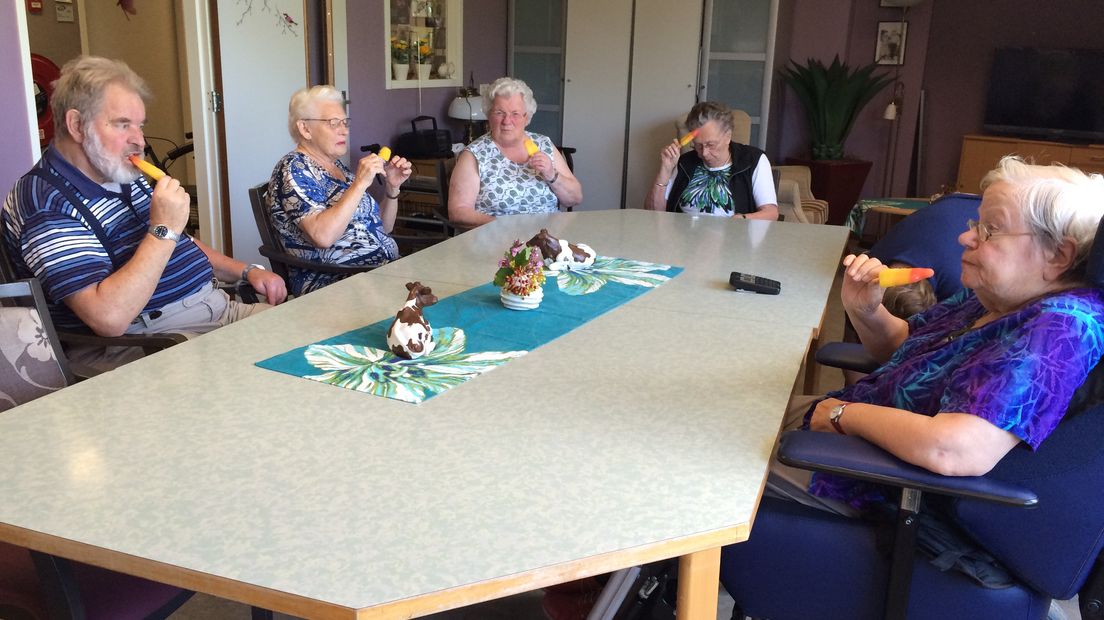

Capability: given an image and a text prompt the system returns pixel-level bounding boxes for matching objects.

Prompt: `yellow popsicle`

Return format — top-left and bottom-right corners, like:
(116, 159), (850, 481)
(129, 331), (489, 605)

(128, 155), (166, 181)
(378, 146), (392, 162)
(879, 267), (935, 288)
(678, 128), (700, 147)
(524, 138), (540, 157)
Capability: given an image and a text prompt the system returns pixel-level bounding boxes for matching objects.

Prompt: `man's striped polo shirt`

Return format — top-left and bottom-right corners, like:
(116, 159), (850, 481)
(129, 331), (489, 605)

(1, 147), (213, 330)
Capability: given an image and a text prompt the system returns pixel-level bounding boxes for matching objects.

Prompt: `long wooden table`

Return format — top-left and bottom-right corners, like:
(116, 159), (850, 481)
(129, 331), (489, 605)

(0, 210), (848, 619)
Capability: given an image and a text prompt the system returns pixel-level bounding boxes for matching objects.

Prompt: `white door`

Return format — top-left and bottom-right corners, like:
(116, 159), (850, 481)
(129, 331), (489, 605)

(623, 1), (704, 212)
(212, 1), (309, 264)
(562, 0), (634, 211)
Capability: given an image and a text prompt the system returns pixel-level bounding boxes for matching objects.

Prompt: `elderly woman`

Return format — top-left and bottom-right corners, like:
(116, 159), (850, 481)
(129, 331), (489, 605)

(267, 85), (412, 295)
(645, 101), (778, 220)
(763, 157), (1104, 522)
(448, 77), (582, 227)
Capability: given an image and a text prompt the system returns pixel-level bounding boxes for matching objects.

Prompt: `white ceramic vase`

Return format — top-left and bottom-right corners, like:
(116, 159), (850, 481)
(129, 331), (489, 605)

(417, 63), (431, 80)
(500, 287), (543, 311)
(393, 61), (409, 80)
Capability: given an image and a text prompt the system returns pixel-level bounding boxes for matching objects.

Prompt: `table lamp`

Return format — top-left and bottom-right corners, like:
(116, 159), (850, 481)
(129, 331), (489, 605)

(448, 86), (486, 143)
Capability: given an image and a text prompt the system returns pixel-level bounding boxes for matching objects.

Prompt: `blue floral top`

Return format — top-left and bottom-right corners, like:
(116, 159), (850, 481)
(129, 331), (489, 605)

(806, 287), (1104, 512)
(267, 152), (399, 295)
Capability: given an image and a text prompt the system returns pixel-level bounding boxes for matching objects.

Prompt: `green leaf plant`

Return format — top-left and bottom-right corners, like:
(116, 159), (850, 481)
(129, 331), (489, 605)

(779, 55), (893, 160)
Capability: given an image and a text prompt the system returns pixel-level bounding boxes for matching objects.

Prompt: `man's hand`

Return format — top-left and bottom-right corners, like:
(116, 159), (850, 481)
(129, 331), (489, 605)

(148, 176), (191, 235)
(248, 268), (287, 305)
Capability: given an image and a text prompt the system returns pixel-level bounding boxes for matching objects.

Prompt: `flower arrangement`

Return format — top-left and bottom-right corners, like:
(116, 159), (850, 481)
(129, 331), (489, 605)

(494, 240), (545, 297)
(416, 38), (432, 63)
(391, 36), (410, 64)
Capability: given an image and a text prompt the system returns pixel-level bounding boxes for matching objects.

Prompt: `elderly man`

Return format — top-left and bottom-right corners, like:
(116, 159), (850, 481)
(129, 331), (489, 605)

(1, 56), (286, 374)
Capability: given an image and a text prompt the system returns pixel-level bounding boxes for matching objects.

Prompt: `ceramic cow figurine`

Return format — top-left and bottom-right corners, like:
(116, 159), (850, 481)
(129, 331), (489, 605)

(386, 282), (439, 359)
(525, 229), (596, 271)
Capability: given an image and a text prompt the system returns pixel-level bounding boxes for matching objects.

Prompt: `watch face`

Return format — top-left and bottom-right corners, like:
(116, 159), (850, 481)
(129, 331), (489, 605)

(152, 225), (169, 238)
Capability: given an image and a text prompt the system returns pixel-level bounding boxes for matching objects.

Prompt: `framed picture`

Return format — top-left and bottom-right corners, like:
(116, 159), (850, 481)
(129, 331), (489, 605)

(875, 21), (908, 66)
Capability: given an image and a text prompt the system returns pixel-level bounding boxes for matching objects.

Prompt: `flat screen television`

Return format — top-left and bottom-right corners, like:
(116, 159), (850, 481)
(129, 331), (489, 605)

(983, 47), (1104, 143)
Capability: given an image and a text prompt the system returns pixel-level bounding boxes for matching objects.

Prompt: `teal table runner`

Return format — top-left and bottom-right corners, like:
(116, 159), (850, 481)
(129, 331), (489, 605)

(256, 257), (683, 404)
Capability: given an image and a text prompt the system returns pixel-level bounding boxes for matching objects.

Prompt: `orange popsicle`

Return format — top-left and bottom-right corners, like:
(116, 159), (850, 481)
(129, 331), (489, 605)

(678, 128), (699, 147)
(128, 155), (166, 181)
(879, 267), (935, 288)
(524, 138), (540, 157)
(378, 146), (392, 162)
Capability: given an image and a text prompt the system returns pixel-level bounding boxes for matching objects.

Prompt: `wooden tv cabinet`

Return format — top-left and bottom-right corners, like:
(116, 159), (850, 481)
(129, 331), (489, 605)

(956, 134), (1104, 193)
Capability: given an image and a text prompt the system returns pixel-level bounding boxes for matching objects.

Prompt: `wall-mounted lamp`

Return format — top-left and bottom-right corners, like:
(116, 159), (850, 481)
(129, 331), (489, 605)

(883, 81), (905, 120)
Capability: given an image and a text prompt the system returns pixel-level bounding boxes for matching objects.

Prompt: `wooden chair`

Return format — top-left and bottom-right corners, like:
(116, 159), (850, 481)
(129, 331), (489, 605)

(434, 158), (475, 236)
(248, 183), (377, 296)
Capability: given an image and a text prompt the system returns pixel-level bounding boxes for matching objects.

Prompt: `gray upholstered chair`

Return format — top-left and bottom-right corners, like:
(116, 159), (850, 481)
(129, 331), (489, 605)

(0, 279), (71, 412)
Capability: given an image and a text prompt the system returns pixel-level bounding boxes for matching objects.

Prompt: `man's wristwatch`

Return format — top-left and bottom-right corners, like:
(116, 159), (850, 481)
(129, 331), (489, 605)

(148, 224), (181, 243)
(241, 263), (265, 282)
(828, 403), (849, 435)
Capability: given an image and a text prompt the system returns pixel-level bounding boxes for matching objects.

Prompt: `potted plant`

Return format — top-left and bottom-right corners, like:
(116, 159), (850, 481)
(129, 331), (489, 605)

(416, 37), (432, 80)
(391, 36), (410, 80)
(779, 55), (892, 225)
(494, 241), (546, 310)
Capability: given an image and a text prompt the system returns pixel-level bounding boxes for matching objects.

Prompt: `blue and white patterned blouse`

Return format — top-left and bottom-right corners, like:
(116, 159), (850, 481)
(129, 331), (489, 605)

(267, 151), (399, 295)
(466, 132), (559, 216)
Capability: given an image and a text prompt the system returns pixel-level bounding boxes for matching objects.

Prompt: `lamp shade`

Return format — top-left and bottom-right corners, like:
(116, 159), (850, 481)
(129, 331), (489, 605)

(448, 95), (486, 121)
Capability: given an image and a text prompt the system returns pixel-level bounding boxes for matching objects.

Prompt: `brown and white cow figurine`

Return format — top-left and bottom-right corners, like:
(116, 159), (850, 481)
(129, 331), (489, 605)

(525, 229), (596, 272)
(386, 281), (439, 359)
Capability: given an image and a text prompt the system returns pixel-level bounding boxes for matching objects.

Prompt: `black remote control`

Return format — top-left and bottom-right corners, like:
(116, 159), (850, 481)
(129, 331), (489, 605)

(729, 271), (781, 295)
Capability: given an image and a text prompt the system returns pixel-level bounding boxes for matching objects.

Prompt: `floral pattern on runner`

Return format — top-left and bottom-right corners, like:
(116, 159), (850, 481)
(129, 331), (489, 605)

(304, 327), (525, 404)
(551, 256), (674, 296)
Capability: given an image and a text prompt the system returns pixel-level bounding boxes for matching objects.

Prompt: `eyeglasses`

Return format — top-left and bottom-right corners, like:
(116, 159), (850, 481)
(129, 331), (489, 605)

(302, 117), (351, 129)
(966, 219), (1035, 243)
(490, 110), (527, 121)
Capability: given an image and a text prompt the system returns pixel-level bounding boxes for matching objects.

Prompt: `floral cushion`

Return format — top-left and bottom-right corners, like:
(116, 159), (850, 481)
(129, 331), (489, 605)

(0, 306), (67, 412)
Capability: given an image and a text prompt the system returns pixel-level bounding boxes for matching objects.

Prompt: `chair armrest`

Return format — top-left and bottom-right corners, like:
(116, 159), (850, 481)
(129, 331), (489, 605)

(58, 329), (187, 354)
(257, 246), (376, 276)
(777, 431), (1038, 507)
(218, 280), (259, 304)
(815, 342), (880, 373)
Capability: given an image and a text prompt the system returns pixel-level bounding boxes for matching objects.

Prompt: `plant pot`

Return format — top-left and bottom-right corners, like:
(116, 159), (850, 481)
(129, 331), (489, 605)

(416, 63), (431, 80)
(500, 287), (543, 311)
(393, 61), (409, 80)
(786, 158), (873, 226)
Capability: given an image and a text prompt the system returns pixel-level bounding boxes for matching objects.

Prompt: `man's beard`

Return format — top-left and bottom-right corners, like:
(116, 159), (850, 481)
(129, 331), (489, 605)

(84, 127), (141, 185)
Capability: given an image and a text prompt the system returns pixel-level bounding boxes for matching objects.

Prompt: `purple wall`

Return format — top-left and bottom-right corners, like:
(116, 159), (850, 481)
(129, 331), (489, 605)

(774, 0), (932, 199)
(920, 0), (1104, 195)
(0, 2), (36, 196)
(346, 0), (507, 161)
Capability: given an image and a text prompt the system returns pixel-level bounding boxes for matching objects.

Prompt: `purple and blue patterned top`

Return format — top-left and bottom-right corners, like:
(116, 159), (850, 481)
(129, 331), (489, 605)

(267, 152), (399, 295)
(806, 287), (1104, 512)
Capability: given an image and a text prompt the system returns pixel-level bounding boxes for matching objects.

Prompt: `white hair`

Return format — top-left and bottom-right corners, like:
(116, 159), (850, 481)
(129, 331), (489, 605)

(481, 77), (538, 118)
(982, 156), (1104, 280)
(52, 56), (151, 138)
(287, 85), (345, 142)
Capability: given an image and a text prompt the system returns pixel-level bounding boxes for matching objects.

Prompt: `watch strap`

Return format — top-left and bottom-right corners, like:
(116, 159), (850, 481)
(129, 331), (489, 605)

(241, 263), (265, 282)
(148, 225), (181, 242)
(829, 403), (848, 435)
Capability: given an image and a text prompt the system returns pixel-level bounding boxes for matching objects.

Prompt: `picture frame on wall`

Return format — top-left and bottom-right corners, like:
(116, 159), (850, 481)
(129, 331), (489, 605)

(875, 21), (908, 65)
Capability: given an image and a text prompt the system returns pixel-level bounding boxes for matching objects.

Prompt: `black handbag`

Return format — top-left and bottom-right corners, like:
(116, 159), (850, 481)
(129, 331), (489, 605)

(395, 115), (453, 158)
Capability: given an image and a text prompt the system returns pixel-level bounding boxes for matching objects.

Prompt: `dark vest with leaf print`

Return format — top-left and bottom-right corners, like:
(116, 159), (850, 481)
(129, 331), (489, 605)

(666, 142), (765, 215)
